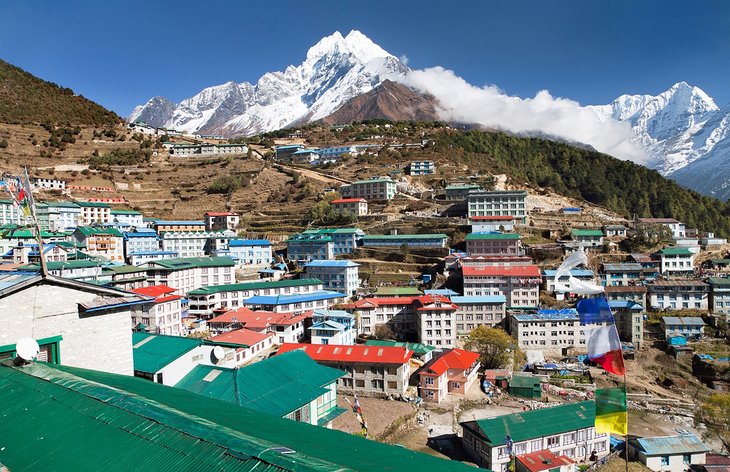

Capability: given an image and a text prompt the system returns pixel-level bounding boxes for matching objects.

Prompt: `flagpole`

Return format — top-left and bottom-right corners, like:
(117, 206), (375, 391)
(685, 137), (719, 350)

(23, 167), (48, 277)
(623, 369), (629, 472)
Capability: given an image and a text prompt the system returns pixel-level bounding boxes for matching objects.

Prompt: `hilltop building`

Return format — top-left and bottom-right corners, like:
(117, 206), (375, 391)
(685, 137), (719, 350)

(468, 190), (528, 224)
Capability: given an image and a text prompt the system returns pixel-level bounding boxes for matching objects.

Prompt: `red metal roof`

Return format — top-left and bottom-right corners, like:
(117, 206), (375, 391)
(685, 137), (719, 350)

(348, 296), (420, 309)
(277, 343), (413, 365)
(516, 450), (574, 472)
(462, 265), (541, 277)
(331, 198), (367, 204)
(131, 285), (181, 303)
(205, 211), (238, 217)
(421, 349), (479, 376)
(469, 215), (515, 221)
(209, 307), (310, 328)
(414, 294), (459, 311)
(211, 328), (273, 347)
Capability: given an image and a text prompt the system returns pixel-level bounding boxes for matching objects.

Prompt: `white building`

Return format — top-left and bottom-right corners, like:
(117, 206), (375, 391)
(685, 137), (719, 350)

(309, 309), (357, 345)
(470, 216), (515, 233)
(414, 295), (460, 348)
(451, 295), (507, 337)
(129, 250), (178, 266)
(160, 230), (237, 258)
(339, 178), (397, 201)
(468, 190), (528, 224)
(73, 226), (125, 263)
(462, 265), (541, 308)
(465, 232), (522, 256)
(111, 209), (144, 227)
(304, 260), (360, 296)
(509, 309), (604, 354)
(655, 247), (695, 275)
(123, 228), (160, 261)
(37, 201), (82, 231)
(637, 218), (686, 239)
(0, 199), (25, 226)
(408, 160), (435, 175)
(77, 202), (111, 225)
(331, 198), (368, 216)
(144, 256), (236, 296)
(628, 434), (709, 472)
(242, 291), (345, 314)
(32, 177), (67, 190)
(0, 273), (153, 375)
(227, 239), (273, 266)
(208, 307), (309, 345)
(461, 401), (610, 472)
(167, 143), (248, 157)
(204, 211), (240, 231)
(131, 285), (184, 335)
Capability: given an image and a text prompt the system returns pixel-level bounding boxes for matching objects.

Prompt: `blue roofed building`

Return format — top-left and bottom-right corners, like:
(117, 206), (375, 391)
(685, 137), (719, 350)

(509, 309), (609, 354)
(451, 295), (507, 337)
(542, 268), (596, 294)
(287, 232), (334, 262)
(628, 434), (710, 472)
(242, 290), (346, 314)
(301, 228), (365, 256)
(309, 309), (357, 345)
(227, 239), (273, 266)
(274, 143), (305, 161)
(608, 299), (645, 348)
(123, 228), (160, 262)
(304, 259), (360, 296)
(425, 288), (460, 297)
(129, 250), (179, 266)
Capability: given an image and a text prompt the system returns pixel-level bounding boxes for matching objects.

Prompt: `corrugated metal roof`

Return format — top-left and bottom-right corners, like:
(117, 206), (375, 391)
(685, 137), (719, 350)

(305, 260), (359, 268)
(661, 316), (706, 326)
(451, 295), (507, 304)
(176, 350), (344, 416)
(243, 291), (344, 306)
(132, 332), (202, 373)
(464, 401), (595, 446)
(39, 362), (476, 471)
(364, 339), (436, 356)
(632, 434), (709, 456)
(188, 278), (322, 295)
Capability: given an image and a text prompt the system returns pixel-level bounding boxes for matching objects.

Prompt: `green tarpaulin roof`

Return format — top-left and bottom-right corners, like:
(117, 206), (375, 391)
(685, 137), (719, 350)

(188, 278), (322, 296)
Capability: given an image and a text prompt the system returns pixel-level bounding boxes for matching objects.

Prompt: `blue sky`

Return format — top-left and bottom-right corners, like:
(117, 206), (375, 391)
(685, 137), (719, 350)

(1, 0), (728, 116)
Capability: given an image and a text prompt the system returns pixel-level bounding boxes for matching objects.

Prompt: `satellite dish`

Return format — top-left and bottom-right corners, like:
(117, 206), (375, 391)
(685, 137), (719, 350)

(15, 338), (40, 362)
(212, 345), (225, 361)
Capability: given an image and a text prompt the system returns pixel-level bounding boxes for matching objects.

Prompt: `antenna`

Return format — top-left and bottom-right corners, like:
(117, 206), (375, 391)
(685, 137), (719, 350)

(15, 338), (40, 362)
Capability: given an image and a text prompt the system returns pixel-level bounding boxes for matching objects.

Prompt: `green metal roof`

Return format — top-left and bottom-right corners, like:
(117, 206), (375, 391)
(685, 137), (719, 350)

(361, 233), (448, 240)
(39, 362), (476, 471)
(20, 259), (104, 271)
(111, 209), (142, 215)
(351, 178), (394, 185)
(188, 278), (323, 296)
(75, 226), (124, 237)
(0, 362), (328, 472)
(445, 184), (481, 190)
(104, 264), (147, 275)
(149, 256), (236, 270)
(372, 286), (423, 296)
(465, 401), (595, 446)
(365, 339), (436, 356)
(303, 228), (363, 235)
(657, 247), (694, 256)
(132, 332), (203, 373)
(708, 277), (730, 286)
(175, 350), (344, 416)
(465, 233), (521, 241)
(571, 229), (604, 237)
(76, 201), (111, 208)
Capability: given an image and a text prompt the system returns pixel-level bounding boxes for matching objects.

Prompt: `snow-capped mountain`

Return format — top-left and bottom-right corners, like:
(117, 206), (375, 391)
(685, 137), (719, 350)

(129, 30), (408, 136)
(591, 82), (730, 198)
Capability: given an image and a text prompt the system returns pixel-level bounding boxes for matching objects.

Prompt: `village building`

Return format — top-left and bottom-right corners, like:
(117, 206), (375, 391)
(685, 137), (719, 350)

(77, 201), (111, 225)
(630, 253), (661, 279)
(130, 285), (184, 335)
(287, 232), (335, 261)
(655, 247), (696, 275)
(110, 209), (143, 227)
(470, 215), (516, 233)
(241, 290), (345, 314)
(451, 295), (507, 337)
(371, 286), (423, 297)
(637, 217), (686, 239)
(32, 176), (67, 190)
(167, 143), (248, 156)
(175, 350), (345, 427)
(707, 277), (730, 314)
(466, 232), (522, 256)
(601, 262), (644, 286)
(468, 190), (528, 224)
(609, 300), (645, 348)
(129, 250), (178, 266)
(462, 265), (541, 308)
(605, 285), (648, 306)
(571, 229), (604, 247)
(461, 401), (610, 471)
(160, 229), (237, 258)
(152, 219), (206, 233)
(6, 242), (71, 265)
(542, 268), (597, 294)
(700, 232), (727, 248)
(301, 227), (365, 256)
(346, 296), (418, 337)
(187, 278), (324, 318)
(291, 148), (321, 163)
(408, 160), (435, 175)
(364, 339), (436, 362)
(0, 199), (24, 226)
(102, 264), (149, 291)
(123, 227), (160, 261)
(73, 226), (124, 262)
(361, 233), (449, 249)
(331, 197), (368, 215)
(309, 309), (357, 345)
(516, 450), (576, 472)
(509, 309), (603, 354)
(227, 239), (273, 266)
(0, 359), (471, 472)
(414, 294), (460, 348)
(144, 256), (236, 296)
(460, 255), (534, 267)
(445, 183), (482, 201)
(628, 434), (710, 472)
(274, 144), (305, 161)
(207, 306), (309, 344)
(18, 259), (105, 281)
(36, 201), (82, 231)
(277, 343), (413, 396)
(304, 259), (360, 296)
(339, 177), (397, 200)
(660, 316), (706, 340)
(418, 348), (480, 403)
(648, 280), (709, 311)
(210, 328), (276, 365)
(603, 224), (628, 238)
(0, 273), (153, 375)
(204, 211), (240, 231)
(318, 145), (358, 161)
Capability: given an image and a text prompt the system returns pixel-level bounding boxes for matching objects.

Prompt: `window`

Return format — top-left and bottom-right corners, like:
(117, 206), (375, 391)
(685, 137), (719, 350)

(683, 455), (691, 465)
(661, 456), (670, 466)
(547, 436), (559, 447)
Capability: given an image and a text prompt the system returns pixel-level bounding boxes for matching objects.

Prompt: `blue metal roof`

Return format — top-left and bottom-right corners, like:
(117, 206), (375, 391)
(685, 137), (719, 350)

(229, 239), (272, 247)
(305, 260), (359, 268)
(633, 434), (709, 456)
(424, 289), (460, 296)
(130, 250), (178, 256)
(451, 295), (507, 304)
(124, 232), (158, 239)
(512, 309), (579, 322)
(542, 269), (595, 277)
(243, 290), (345, 306)
(0, 272), (38, 292)
(608, 300), (644, 310)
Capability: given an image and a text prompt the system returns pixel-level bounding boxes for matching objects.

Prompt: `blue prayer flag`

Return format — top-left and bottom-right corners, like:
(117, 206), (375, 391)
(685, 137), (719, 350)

(576, 297), (614, 325)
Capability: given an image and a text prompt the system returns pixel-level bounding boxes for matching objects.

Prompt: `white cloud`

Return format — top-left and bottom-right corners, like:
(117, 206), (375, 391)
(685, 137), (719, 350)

(398, 54), (409, 66)
(393, 66), (648, 163)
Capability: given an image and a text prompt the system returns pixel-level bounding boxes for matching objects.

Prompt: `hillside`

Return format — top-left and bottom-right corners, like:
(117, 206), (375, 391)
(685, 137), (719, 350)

(0, 59), (121, 126)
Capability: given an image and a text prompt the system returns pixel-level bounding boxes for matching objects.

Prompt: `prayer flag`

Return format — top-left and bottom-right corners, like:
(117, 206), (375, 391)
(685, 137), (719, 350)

(594, 388), (628, 435)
